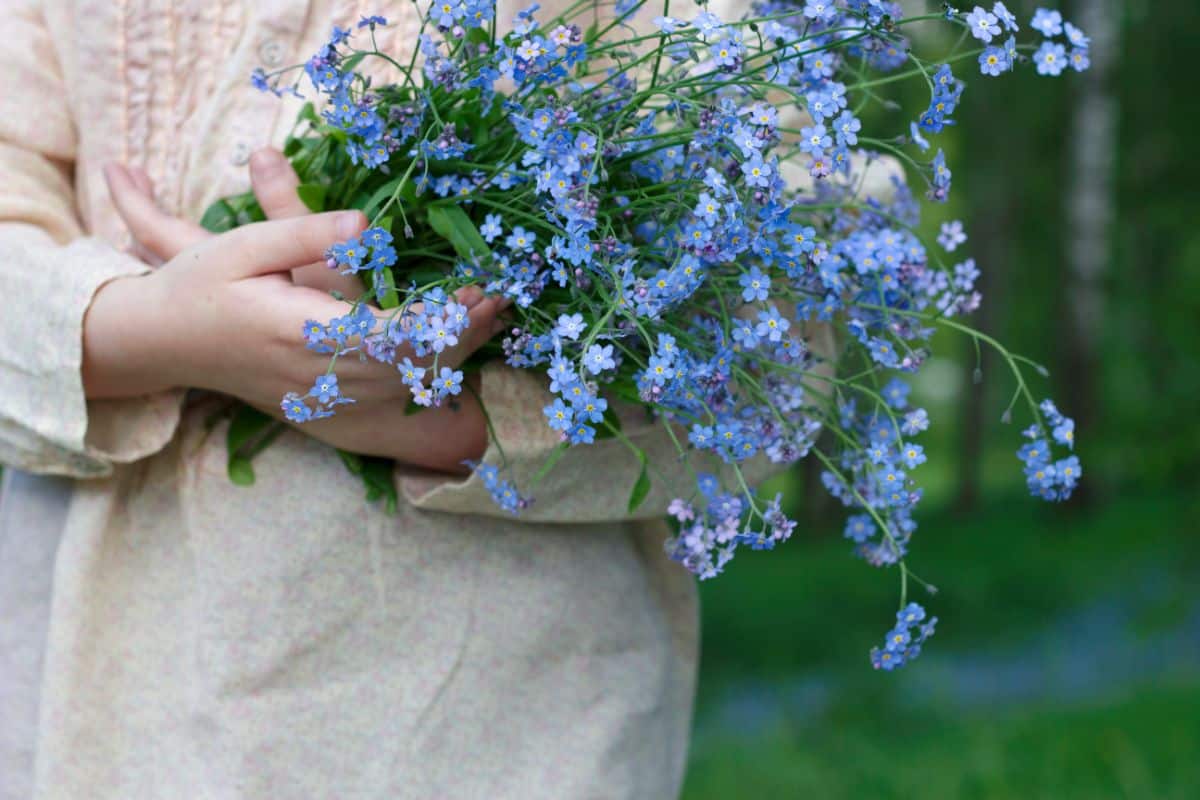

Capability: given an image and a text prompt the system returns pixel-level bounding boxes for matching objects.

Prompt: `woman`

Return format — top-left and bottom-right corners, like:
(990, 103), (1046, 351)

(0, 2), (702, 797)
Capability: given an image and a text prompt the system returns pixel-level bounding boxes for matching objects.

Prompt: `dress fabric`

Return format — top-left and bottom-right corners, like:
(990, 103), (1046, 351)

(0, 2), (702, 798)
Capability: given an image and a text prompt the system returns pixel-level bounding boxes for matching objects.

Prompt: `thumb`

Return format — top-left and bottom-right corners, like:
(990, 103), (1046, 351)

(211, 209), (367, 279)
(249, 148), (309, 219)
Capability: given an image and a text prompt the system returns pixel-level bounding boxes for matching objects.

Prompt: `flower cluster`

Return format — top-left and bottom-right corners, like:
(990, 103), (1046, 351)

(870, 602), (937, 671)
(1017, 398), (1081, 501)
(965, 4), (1090, 77)
(220, 0), (1094, 671)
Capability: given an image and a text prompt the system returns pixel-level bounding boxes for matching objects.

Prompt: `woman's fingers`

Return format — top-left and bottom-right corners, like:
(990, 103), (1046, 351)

(204, 210), (367, 280)
(249, 147), (365, 296)
(249, 148), (307, 218)
(102, 163), (209, 262)
(125, 164), (157, 199)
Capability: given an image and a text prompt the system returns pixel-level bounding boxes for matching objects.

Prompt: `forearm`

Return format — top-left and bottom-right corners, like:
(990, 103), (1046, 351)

(81, 273), (173, 400)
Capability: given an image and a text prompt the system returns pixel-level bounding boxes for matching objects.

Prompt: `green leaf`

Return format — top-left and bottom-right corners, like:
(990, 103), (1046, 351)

(335, 450), (397, 513)
(359, 457), (398, 514)
(362, 176), (404, 218)
(282, 137), (304, 158)
(627, 451), (652, 514)
(465, 25), (491, 47)
(298, 102), (319, 125)
(226, 405), (273, 452)
(225, 405), (276, 486)
(426, 204), (491, 263)
(376, 269), (400, 309)
(200, 199), (239, 233)
(227, 456), (257, 486)
(296, 183), (328, 213)
(342, 52), (368, 73)
(337, 449), (365, 475)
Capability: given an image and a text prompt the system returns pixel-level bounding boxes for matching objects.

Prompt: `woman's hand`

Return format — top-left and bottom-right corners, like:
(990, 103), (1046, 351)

(83, 152), (504, 473)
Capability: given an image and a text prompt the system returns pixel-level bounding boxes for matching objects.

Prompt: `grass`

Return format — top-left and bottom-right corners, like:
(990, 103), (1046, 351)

(682, 486), (1200, 798)
(683, 683), (1200, 800)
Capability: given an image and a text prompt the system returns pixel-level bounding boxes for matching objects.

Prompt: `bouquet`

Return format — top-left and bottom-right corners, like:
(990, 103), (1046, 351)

(206, 0), (1091, 670)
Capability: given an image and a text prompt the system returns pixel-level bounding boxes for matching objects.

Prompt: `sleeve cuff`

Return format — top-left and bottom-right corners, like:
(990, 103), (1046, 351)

(0, 229), (183, 476)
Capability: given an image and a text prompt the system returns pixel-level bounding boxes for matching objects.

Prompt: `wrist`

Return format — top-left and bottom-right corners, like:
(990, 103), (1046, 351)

(82, 272), (175, 399)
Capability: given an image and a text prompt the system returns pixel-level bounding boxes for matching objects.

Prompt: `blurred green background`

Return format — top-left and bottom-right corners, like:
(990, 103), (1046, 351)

(683, 1), (1200, 797)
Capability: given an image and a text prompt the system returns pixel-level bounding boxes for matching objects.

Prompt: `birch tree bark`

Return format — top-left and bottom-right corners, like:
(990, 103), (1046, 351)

(1062, 0), (1120, 504)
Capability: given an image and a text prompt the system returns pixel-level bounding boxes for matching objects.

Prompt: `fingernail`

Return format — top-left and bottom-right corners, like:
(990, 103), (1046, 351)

(335, 211), (364, 239)
(456, 285), (484, 309)
(249, 148), (285, 177)
(101, 162), (125, 186)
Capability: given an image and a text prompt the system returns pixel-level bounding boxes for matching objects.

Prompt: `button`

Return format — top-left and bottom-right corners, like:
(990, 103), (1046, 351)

(231, 141), (251, 166)
(259, 38), (285, 67)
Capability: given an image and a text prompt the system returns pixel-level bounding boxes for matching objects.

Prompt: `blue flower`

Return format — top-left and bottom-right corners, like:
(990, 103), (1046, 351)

(302, 319), (329, 351)
(568, 422), (595, 444)
(329, 237), (365, 272)
(309, 373), (340, 404)
(800, 124), (832, 155)
(363, 226), (394, 248)
(832, 111), (861, 146)
(1034, 41), (1067, 76)
(573, 393), (607, 424)
(868, 338), (901, 368)
(1017, 437), (1048, 462)
(543, 398), (574, 432)
(938, 220), (968, 251)
(844, 514), (874, 543)
(739, 267), (771, 302)
(900, 443), (927, 469)
(882, 378), (911, 409)
(741, 155), (772, 187)
(979, 45), (1009, 76)
(426, 317), (459, 353)
(1064, 21), (1090, 49)
(710, 34), (743, 69)
(505, 225), (536, 252)
(992, 2), (1018, 31)
(902, 409), (930, 436)
(584, 343), (615, 374)
(281, 393), (312, 423)
(436, 367), (464, 397)
(965, 6), (1001, 43)
(732, 319), (761, 350)
(1052, 417), (1075, 448)
(1056, 455), (1082, 490)
(547, 355), (576, 393)
(755, 307), (790, 343)
(398, 358), (426, 387)
(1031, 8), (1063, 37)
(898, 602), (926, 625)
(554, 312), (586, 341)
(480, 213), (503, 242)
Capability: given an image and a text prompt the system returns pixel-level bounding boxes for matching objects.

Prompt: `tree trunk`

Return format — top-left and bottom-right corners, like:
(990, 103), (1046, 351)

(1061, 0), (1120, 505)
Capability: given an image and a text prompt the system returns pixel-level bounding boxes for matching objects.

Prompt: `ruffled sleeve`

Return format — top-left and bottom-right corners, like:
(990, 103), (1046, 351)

(0, 2), (183, 477)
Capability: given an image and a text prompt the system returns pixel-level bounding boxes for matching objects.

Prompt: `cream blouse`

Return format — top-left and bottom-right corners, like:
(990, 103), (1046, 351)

(0, 2), (702, 798)
(0, 1), (898, 797)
